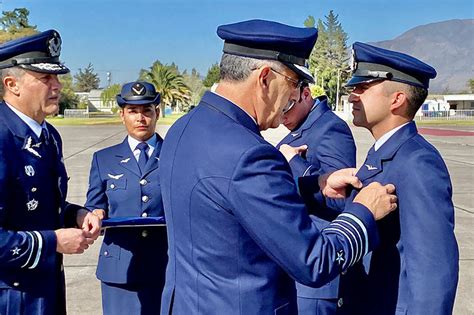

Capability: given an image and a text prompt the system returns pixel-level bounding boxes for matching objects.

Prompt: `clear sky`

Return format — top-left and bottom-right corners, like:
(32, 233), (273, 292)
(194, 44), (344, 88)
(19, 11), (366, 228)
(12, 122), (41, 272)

(5, 0), (473, 86)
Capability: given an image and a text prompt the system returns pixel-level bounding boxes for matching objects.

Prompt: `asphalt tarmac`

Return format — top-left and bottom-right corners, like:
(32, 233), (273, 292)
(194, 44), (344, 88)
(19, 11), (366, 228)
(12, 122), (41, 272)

(58, 123), (473, 315)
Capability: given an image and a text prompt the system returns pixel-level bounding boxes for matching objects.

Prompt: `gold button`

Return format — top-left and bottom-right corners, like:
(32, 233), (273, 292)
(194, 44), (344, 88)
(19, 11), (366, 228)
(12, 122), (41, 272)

(141, 195), (149, 203)
(104, 251), (109, 256)
(141, 212), (148, 218)
(142, 230), (148, 238)
(13, 282), (19, 287)
(31, 187), (37, 192)
(110, 184), (115, 189)
(337, 298), (343, 308)
(140, 179), (148, 186)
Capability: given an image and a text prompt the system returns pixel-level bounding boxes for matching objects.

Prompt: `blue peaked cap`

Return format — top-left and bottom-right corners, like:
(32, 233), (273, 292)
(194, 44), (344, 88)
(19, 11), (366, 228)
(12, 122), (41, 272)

(0, 29), (69, 74)
(116, 81), (161, 107)
(346, 42), (436, 89)
(217, 19), (317, 83)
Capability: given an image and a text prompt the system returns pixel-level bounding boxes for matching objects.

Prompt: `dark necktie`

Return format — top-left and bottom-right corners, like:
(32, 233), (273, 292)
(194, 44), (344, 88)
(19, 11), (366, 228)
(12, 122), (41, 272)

(136, 142), (149, 174)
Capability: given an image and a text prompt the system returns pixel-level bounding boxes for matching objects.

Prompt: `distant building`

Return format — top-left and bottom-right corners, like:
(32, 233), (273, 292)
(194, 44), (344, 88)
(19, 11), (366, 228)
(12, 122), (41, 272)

(443, 94), (474, 110)
(74, 89), (118, 113)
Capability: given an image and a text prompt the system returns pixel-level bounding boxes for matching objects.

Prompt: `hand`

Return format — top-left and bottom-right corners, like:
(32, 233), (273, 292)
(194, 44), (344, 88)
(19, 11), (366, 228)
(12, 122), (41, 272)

(319, 168), (362, 198)
(92, 209), (106, 220)
(353, 182), (398, 220)
(55, 228), (95, 254)
(279, 144), (307, 162)
(76, 209), (102, 240)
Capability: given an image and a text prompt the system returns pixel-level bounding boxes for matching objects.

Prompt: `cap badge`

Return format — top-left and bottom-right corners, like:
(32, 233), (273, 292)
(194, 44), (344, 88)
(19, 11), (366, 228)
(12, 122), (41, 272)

(131, 83), (146, 96)
(350, 48), (357, 72)
(48, 32), (62, 57)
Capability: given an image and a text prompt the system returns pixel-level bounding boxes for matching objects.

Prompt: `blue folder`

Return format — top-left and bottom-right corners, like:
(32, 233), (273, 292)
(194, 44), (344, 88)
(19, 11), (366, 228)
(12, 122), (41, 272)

(101, 216), (166, 229)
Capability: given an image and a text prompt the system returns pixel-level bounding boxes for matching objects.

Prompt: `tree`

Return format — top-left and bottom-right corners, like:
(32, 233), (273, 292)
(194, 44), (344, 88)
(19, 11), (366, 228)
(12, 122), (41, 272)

(306, 10), (349, 107)
(182, 68), (206, 111)
(468, 79), (474, 93)
(0, 8), (37, 43)
(139, 61), (191, 117)
(100, 84), (121, 111)
(74, 63), (100, 92)
(203, 63), (220, 88)
(58, 74), (80, 114)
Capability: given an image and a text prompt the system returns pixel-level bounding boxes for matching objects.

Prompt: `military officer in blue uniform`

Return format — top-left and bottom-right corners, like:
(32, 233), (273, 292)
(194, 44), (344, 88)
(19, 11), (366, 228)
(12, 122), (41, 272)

(277, 83), (356, 314)
(85, 81), (167, 315)
(159, 19), (398, 315)
(336, 42), (459, 314)
(0, 30), (101, 315)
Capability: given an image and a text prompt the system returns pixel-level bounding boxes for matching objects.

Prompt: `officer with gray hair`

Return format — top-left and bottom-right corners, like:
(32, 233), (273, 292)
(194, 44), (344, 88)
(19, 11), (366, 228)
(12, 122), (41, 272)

(159, 19), (398, 314)
(0, 30), (101, 315)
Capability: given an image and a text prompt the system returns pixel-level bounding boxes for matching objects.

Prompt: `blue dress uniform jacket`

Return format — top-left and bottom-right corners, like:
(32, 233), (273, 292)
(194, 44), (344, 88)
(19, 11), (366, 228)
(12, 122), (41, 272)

(277, 97), (356, 314)
(159, 91), (380, 315)
(0, 102), (81, 315)
(337, 122), (459, 315)
(84, 135), (168, 310)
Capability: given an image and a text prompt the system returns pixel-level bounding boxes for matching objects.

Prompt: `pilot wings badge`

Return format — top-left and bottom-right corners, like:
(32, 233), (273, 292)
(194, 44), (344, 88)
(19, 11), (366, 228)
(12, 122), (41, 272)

(108, 174), (124, 180)
(365, 164), (378, 171)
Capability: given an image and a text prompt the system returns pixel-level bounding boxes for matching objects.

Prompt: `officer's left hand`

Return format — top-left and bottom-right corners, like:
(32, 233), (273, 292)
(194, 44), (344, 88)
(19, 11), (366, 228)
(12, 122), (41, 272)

(76, 209), (102, 240)
(279, 144), (307, 162)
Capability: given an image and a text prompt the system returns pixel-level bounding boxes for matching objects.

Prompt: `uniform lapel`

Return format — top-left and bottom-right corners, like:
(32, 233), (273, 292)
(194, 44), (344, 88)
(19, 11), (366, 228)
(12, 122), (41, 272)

(116, 137), (141, 177)
(356, 122), (418, 182)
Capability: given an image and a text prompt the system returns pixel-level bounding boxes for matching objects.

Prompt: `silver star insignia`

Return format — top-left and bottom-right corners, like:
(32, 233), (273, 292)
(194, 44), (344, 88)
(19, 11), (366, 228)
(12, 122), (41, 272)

(26, 199), (39, 211)
(11, 247), (21, 255)
(336, 250), (345, 265)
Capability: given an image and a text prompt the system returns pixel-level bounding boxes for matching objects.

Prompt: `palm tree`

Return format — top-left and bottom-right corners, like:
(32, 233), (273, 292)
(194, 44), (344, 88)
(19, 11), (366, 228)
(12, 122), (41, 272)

(139, 61), (191, 117)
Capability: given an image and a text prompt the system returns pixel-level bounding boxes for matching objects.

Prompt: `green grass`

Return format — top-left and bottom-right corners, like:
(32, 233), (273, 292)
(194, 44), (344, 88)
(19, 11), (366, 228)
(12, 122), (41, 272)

(46, 112), (185, 126)
(158, 113), (185, 125)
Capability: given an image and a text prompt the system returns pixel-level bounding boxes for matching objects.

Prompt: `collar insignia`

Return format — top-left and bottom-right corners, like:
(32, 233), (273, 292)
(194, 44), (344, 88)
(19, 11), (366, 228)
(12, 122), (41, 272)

(23, 137), (42, 158)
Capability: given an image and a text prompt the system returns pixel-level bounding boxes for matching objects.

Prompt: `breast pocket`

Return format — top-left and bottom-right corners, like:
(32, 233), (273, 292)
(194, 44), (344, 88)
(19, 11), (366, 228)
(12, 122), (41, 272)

(106, 178), (127, 192)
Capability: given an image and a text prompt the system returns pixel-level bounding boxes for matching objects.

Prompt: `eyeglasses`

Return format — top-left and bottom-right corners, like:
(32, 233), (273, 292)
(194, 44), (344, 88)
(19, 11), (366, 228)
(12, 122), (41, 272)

(270, 68), (304, 90)
(282, 100), (296, 114)
(282, 85), (305, 114)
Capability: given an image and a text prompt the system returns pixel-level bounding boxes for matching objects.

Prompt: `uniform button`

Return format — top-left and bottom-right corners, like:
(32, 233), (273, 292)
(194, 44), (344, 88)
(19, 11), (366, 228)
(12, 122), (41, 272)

(13, 282), (19, 287)
(142, 230), (148, 238)
(141, 212), (148, 218)
(337, 298), (343, 308)
(341, 270), (347, 275)
(110, 184), (115, 189)
(104, 251), (109, 256)
(140, 179), (148, 186)
(31, 187), (37, 192)
(141, 195), (149, 203)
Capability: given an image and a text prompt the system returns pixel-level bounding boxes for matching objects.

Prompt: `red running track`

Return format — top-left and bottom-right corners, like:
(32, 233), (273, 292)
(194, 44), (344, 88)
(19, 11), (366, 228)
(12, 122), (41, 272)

(418, 128), (474, 137)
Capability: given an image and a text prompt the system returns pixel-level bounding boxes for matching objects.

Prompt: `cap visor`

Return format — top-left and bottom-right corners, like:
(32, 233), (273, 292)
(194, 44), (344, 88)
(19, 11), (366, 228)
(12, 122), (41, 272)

(21, 63), (70, 74)
(285, 63), (314, 84)
(116, 95), (160, 107)
(345, 76), (385, 87)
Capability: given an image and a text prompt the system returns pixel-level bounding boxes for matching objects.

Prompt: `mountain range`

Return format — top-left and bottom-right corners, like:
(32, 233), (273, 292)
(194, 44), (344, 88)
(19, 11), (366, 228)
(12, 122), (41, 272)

(369, 19), (473, 93)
